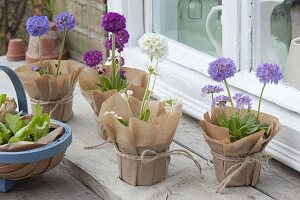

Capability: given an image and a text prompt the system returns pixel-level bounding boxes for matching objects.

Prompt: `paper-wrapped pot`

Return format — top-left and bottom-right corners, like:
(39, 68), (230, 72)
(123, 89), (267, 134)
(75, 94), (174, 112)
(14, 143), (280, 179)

(0, 98), (17, 122)
(79, 66), (147, 140)
(99, 93), (182, 186)
(0, 123), (64, 180)
(200, 107), (281, 189)
(15, 60), (83, 122)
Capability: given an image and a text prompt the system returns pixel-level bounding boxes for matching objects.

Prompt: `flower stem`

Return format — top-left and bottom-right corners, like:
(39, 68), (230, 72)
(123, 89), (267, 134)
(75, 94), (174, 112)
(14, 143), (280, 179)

(224, 79), (235, 112)
(147, 58), (159, 104)
(39, 36), (43, 67)
(111, 33), (116, 88)
(256, 84), (266, 123)
(56, 28), (67, 77)
(139, 70), (151, 119)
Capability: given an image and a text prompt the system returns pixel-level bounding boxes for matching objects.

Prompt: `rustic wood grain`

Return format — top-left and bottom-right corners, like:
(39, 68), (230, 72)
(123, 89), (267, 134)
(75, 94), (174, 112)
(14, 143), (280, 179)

(0, 165), (102, 200)
(60, 86), (273, 200)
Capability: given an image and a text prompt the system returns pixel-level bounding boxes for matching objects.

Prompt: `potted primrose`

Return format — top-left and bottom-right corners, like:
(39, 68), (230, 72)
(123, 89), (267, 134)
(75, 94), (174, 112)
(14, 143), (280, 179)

(200, 58), (282, 193)
(16, 13), (83, 122)
(99, 33), (201, 186)
(79, 12), (147, 140)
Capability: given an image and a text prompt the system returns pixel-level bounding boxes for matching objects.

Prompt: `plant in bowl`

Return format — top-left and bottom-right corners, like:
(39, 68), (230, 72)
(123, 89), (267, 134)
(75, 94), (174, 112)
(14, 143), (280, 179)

(200, 58), (282, 193)
(79, 12), (147, 140)
(16, 12), (83, 122)
(0, 65), (72, 192)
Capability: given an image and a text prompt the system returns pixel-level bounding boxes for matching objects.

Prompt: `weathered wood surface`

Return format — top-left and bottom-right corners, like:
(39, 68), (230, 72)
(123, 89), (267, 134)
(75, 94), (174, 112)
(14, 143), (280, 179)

(63, 86), (272, 200)
(0, 165), (102, 200)
(0, 57), (299, 200)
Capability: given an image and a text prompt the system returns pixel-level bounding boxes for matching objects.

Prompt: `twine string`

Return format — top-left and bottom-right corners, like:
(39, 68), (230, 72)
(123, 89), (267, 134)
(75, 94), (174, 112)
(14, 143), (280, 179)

(30, 95), (73, 116)
(211, 151), (271, 193)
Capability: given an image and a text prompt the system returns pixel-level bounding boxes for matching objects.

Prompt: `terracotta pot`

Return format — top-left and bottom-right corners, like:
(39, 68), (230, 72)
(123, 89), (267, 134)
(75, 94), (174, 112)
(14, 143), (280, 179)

(26, 22), (67, 64)
(6, 38), (26, 61)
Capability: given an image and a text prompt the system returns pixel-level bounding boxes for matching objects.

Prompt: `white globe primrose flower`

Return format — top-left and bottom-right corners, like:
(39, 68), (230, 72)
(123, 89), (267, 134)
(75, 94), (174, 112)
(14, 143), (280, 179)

(138, 33), (169, 61)
(120, 90), (134, 102)
(161, 97), (182, 115)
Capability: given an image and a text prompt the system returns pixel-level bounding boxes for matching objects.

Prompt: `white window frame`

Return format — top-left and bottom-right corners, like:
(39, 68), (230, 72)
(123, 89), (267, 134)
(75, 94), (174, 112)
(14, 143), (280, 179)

(108, 0), (300, 172)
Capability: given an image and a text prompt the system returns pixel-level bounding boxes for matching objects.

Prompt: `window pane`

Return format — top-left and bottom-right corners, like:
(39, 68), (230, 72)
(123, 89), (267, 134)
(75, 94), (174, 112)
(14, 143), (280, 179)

(153, 0), (222, 57)
(259, 0), (300, 87)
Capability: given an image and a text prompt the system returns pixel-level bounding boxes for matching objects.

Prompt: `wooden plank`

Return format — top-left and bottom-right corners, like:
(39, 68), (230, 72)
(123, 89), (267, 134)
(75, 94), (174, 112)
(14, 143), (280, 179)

(0, 165), (102, 200)
(61, 86), (273, 200)
(174, 114), (300, 200)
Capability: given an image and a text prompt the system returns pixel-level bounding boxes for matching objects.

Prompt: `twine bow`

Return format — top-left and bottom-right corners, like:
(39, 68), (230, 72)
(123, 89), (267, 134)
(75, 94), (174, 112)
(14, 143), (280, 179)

(31, 95), (73, 116)
(85, 142), (202, 177)
(115, 148), (203, 177)
(211, 151), (271, 193)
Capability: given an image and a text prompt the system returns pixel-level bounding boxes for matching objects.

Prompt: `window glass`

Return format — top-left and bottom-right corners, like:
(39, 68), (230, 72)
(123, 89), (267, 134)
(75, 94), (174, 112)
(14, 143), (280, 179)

(259, 0), (300, 87)
(153, 0), (222, 57)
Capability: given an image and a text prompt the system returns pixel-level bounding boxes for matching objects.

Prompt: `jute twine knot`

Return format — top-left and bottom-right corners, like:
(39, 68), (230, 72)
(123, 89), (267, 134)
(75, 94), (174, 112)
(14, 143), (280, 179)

(31, 95), (73, 116)
(211, 151), (271, 193)
(85, 142), (203, 178)
(115, 148), (203, 178)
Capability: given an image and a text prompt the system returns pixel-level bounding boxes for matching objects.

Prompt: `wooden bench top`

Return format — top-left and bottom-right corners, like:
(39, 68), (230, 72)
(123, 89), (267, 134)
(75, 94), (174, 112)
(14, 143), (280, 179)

(0, 57), (299, 200)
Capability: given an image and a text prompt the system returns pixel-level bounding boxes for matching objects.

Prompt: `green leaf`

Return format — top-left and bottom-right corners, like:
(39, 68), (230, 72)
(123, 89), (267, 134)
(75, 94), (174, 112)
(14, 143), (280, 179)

(5, 112), (26, 135)
(118, 118), (129, 127)
(98, 76), (113, 92)
(0, 122), (11, 144)
(143, 109), (151, 121)
(14, 104), (50, 142)
(0, 94), (7, 106)
(8, 136), (21, 144)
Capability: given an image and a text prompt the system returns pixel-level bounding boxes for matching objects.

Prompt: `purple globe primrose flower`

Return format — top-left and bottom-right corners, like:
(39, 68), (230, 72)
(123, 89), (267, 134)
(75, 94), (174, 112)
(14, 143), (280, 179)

(26, 15), (50, 36)
(105, 29), (130, 52)
(208, 57), (236, 82)
(101, 12), (126, 33)
(97, 66), (108, 75)
(201, 85), (224, 97)
(120, 69), (126, 79)
(212, 95), (230, 107)
(256, 63), (283, 85)
(232, 93), (252, 109)
(31, 65), (41, 72)
(83, 50), (103, 68)
(56, 12), (76, 31)
(120, 57), (125, 67)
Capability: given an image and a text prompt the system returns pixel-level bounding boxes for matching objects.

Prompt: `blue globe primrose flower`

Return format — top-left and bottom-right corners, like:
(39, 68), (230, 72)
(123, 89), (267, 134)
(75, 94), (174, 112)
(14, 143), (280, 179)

(56, 12), (76, 31)
(256, 63), (283, 85)
(232, 93), (252, 109)
(208, 57), (236, 82)
(26, 15), (50, 36)
(201, 85), (224, 97)
(212, 95), (230, 108)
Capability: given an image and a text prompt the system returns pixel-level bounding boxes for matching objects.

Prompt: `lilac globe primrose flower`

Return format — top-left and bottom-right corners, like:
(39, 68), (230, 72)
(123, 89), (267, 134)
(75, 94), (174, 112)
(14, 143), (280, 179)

(105, 29), (130, 52)
(256, 63), (283, 85)
(101, 12), (126, 33)
(208, 57), (236, 82)
(120, 57), (125, 67)
(212, 95), (230, 108)
(83, 50), (103, 69)
(201, 85), (224, 97)
(232, 93), (252, 109)
(120, 69), (126, 79)
(31, 65), (40, 72)
(56, 12), (76, 31)
(26, 15), (50, 36)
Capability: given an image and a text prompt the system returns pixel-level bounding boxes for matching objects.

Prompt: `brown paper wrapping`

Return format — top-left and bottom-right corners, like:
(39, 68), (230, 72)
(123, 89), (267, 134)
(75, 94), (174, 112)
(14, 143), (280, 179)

(0, 124), (64, 180)
(15, 60), (83, 122)
(100, 93), (182, 186)
(0, 98), (17, 122)
(79, 66), (147, 140)
(200, 107), (281, 187)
